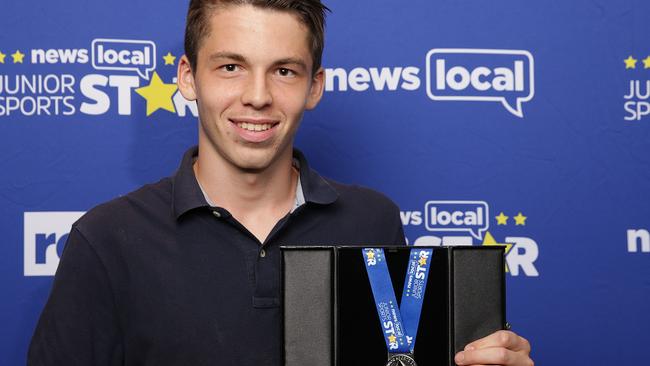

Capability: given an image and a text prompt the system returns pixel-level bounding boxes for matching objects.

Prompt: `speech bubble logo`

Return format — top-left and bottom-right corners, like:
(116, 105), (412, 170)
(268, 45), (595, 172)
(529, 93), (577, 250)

(424, 200), (489, 240)
(92, 38), (156, 80)
(426, 49), (535, 118)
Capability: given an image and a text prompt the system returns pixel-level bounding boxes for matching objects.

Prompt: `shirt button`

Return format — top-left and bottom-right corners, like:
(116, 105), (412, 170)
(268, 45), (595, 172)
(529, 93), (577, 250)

(260, 249), (266, 258)
(212, 211), (221, 218)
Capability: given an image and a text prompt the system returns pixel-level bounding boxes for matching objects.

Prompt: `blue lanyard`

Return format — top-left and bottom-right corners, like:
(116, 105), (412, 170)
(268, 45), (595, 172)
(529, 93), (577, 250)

(362, 248), (433, 354)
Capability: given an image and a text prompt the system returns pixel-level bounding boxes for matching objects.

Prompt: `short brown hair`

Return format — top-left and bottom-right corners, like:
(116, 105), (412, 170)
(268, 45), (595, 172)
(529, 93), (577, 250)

(184, 0), (330, 75)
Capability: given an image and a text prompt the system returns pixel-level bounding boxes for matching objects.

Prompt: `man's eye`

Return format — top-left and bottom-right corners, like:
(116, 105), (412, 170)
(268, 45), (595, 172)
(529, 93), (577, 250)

(278, 68), (295, 77)
(222, 64), (238, 72)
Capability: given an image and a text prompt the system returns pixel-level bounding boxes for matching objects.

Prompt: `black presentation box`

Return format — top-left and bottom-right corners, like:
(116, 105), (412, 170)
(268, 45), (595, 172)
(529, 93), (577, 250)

(281, 246), (506, 366)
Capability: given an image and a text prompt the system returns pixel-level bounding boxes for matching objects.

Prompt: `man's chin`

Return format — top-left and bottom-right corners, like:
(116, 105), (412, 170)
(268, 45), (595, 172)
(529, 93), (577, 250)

(238, 164), (269, 174)
(231, 145), (294, 174)
(232, 154), (278, 174)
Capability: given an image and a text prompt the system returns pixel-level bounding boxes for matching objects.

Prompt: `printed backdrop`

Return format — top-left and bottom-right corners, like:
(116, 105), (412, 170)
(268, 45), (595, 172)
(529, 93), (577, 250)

(2, 0), (649, 364)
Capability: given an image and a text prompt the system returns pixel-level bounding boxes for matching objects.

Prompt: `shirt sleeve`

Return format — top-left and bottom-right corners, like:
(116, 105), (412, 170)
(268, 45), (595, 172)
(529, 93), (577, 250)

(390, 206), (407, 246)
(27, 226), (123, 366)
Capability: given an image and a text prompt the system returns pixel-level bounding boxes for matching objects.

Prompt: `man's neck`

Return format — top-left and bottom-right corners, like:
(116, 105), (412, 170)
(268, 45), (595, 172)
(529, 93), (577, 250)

(193, 146), (298, 243)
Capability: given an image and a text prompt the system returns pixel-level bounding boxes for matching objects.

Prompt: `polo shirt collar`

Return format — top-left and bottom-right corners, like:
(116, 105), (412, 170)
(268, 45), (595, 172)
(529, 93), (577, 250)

(172, 146), (338, 219)
(171, 146), (209, 218)
(292, 149), (339, 205)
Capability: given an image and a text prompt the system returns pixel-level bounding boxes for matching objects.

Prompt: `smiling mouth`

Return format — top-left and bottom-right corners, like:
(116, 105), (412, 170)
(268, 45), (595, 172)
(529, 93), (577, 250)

(235, 122), (274, 132)
(230, 118), (280, 133)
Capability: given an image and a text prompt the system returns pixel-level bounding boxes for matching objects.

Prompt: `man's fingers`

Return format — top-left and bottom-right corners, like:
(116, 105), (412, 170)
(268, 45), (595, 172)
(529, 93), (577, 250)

(464, 330), (530, 352)
(517, 335), (531, 353)
(455, 346), (533, 366)
(464, 330), (516, 350)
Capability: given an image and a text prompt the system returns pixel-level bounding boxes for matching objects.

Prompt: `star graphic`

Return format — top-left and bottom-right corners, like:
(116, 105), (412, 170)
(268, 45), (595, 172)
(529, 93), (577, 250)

(418, 256), (427, 266)
(163, 52), (177, 66)
(514, 212), (527, 226)
(624, 56), (637, 69)
(12, 50), (25, 63)
(135, 71), (178, 116)
(0, 51), (6, 64)
(388, 335), (397, 344)
(495, 212), (509, 225)
(366, 250), (375, 260)
(482, 232), (514, 272)
(643, 56), (650, 69)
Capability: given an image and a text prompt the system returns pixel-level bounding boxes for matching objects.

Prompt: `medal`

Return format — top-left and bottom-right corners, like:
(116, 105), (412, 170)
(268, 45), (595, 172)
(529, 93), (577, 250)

(386, 353), (417, 366)
(362, 248), (433, 366)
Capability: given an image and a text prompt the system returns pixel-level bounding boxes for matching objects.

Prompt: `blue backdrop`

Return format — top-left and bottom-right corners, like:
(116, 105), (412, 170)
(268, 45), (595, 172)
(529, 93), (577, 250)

(2, 0), (649, 364)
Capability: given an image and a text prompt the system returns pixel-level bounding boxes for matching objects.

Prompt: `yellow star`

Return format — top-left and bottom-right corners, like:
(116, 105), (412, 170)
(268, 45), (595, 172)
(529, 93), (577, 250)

(624, 56), (637, 69)
(12, 50), (25, 64)
(482, 232), (514, 272)
(643, 56), (650, 69)
(418, 257), (427, 266)
(0, 51), (6, 64)
(388, 335), (397, 344)
(495, 212), (509, 225)
(514, 212), (527, 226)
(366, 250), (375, 260)
(482, 232), (513, 253)
(135, 71), (178, 116)
(163, 52), (176, 66)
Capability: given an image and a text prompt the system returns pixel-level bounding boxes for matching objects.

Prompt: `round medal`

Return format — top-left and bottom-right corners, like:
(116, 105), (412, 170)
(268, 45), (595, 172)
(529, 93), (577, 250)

(386, 353), (417, 366)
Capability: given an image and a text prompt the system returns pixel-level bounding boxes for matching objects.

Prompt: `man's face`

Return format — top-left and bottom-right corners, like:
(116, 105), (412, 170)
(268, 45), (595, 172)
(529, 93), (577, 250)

(178, 5), (324, 172)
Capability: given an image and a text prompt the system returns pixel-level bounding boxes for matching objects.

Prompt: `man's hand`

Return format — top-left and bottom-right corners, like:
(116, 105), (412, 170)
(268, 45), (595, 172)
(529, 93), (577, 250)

(454, 330), (533, 366)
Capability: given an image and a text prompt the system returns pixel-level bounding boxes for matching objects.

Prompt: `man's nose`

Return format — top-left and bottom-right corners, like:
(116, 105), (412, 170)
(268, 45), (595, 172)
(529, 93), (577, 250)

(241, 72), (273, 109)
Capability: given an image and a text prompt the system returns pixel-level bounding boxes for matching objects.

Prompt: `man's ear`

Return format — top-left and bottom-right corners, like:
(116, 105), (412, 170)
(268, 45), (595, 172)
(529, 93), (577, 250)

(305, 67), (325, 110)
(177, 55), (197, 101)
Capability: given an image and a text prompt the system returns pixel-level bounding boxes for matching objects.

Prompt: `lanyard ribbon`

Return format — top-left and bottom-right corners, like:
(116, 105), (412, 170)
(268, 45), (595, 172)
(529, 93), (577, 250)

(362, 248), (433, 354)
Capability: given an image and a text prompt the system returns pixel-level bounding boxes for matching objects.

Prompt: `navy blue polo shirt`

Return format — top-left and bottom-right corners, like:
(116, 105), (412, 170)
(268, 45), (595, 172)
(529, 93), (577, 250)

(28, 146), (405, 366)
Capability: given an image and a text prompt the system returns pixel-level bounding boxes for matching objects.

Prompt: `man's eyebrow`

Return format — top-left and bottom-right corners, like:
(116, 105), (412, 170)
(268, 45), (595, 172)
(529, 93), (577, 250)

(208, 52), (247, 63)
(273, 58), (308, 71)
(207, 53), (308, 71)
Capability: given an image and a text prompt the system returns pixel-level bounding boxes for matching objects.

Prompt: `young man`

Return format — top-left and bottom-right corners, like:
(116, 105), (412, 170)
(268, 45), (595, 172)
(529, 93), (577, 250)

(28, 1), (533, 365)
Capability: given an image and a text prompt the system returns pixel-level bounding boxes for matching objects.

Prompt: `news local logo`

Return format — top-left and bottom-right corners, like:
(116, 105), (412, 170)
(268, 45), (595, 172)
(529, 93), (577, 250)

(426, 49), (535, 118)
(323, 47), (535, 118)
(1, 38), (197, 118)
(401, 200), (539, 277)
(24, 212), (84, 276)
(92, 39), (156, 80)
(425, 201), (488, 240)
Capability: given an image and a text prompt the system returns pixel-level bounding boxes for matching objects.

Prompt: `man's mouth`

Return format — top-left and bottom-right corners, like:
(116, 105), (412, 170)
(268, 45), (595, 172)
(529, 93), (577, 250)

(229, 118), (280, 143)
(235, 122), (274, 132)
